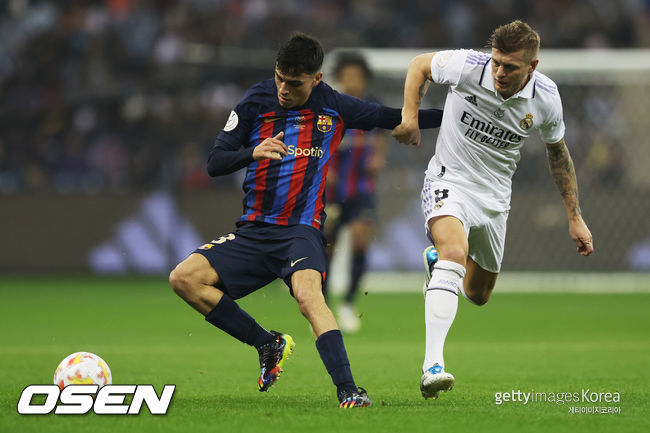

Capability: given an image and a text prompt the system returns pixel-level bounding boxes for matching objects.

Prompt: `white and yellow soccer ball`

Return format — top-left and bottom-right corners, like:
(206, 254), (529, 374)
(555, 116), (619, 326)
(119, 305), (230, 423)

(53, 352), (112, 390)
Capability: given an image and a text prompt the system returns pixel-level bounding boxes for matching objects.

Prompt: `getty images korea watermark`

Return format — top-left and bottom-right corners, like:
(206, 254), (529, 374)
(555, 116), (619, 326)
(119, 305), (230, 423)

(494, 389), (622, 414)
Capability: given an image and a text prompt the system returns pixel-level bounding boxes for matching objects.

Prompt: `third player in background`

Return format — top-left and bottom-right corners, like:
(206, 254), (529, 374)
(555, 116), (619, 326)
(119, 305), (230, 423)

(324, 52), (388, 333)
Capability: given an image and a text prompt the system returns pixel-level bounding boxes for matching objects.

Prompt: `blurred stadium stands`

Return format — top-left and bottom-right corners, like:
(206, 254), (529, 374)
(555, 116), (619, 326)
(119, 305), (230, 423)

(1, 0), (649, 275)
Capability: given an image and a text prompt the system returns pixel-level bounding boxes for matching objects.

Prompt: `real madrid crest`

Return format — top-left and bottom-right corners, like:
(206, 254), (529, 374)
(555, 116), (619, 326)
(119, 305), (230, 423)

(317, 115), (333, 133)
(520, 113), (534, 130)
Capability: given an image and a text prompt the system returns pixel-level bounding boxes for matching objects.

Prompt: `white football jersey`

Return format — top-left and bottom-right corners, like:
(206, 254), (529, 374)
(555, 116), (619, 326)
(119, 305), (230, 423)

(426, 49), (565, 211)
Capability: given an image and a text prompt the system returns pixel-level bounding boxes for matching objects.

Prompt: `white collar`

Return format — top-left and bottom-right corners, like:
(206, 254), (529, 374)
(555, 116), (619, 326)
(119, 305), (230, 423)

(480, 59), (536, 100)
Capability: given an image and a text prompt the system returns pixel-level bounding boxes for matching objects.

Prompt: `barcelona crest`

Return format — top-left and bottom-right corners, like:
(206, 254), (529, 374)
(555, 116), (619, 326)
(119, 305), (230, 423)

(317, 115), (333, 133)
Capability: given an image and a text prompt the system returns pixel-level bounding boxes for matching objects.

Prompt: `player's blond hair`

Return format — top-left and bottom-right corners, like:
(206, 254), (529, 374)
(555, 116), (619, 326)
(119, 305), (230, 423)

(490, 20), (540, 62)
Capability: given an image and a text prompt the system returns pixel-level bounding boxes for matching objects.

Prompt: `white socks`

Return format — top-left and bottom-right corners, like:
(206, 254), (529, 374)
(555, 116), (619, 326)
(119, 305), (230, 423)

(423, 260), (466, 372)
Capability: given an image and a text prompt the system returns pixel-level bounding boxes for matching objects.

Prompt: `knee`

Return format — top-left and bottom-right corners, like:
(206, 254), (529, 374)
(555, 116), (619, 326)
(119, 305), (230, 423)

(293, 287), (324, 316)
(351, 231), (371, 253)
(437, 247), (467, 267)
(291, 270), (326, 316)
(169, 265), (195, 300)
(466, 286), (493, 306)
(470, 292), (491, 306)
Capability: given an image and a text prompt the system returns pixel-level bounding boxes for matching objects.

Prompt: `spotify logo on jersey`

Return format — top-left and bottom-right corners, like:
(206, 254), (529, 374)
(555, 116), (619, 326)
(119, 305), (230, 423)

(287, 145), (324, 158)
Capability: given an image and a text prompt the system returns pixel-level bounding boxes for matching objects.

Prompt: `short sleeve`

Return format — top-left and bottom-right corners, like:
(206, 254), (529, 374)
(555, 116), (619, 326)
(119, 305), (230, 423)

(539, 96), (566, 144)
(430, 50), (468, 86)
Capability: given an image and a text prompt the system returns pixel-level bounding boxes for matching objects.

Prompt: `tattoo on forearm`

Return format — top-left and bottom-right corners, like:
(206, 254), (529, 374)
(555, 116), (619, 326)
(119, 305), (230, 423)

(547, 141), (581, 217)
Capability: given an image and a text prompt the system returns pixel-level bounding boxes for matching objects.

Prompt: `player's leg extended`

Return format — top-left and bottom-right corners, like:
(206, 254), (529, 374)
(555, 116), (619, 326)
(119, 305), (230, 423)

(463, 257), (498, 306)
(169, 253), (290, 391)
(169, 253), (224, 314)
(291, 269), (371, 408)
(292, 269), (339, 336)
(421, 215), (468, 399)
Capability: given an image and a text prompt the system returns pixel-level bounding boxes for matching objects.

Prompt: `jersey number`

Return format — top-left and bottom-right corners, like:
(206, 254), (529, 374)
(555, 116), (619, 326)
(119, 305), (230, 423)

(198, 233), (235, 250)
(213, 233), (236, 244)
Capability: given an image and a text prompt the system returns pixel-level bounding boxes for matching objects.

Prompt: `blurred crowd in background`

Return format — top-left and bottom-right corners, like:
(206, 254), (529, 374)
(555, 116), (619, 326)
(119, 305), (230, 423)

(0, 0), (648, 194)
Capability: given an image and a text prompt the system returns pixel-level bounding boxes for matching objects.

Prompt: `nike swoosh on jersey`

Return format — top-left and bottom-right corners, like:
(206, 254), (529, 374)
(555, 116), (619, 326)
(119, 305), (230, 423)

(290, 257), (309, 267)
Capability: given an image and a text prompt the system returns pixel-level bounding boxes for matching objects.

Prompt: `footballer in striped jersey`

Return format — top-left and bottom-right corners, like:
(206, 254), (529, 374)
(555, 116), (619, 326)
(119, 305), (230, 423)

(170, 32), (443, 407)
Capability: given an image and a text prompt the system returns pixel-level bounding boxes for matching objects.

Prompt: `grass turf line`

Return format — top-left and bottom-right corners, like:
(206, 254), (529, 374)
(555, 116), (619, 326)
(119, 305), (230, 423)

(0, 276), (648, 433)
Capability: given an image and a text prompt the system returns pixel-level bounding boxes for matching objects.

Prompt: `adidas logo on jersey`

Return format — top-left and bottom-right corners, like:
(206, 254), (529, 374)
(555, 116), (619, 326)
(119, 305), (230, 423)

(465, 95), (477, 106)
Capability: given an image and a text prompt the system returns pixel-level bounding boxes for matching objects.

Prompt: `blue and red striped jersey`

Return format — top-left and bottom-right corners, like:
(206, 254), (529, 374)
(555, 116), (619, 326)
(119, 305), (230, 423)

(211, 79), (390, 230)
(327, 129), (379, 203)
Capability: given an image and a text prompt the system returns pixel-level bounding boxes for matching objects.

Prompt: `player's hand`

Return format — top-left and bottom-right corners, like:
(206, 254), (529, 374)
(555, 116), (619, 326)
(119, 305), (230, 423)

(392, 121), (421, 146)
(253, 132), (287, 161)
(569, 215), (594, 256)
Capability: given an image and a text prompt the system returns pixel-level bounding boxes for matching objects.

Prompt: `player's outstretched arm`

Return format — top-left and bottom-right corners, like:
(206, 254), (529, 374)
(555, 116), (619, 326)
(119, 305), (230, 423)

(374, 107), (442, 130)
(546, 138), (594, 256)
(392, 52), (436, 146)
(335, 93), (442, 131)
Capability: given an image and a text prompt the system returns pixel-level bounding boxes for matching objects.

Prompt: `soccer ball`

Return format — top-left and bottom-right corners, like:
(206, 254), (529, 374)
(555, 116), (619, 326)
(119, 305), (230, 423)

(53, 352), (112, 390)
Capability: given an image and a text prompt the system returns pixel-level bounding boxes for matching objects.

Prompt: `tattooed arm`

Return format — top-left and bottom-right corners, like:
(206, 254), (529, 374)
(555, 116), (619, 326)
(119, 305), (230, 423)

(546, 139), (594, 256)
(392, 52), (436, 146)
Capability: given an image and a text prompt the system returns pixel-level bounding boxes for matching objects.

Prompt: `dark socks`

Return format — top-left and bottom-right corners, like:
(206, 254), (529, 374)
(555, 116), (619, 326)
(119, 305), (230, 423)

(345, 251), (366, 304)
(315, 329), (356, 393)
(204, 295), (274, 349)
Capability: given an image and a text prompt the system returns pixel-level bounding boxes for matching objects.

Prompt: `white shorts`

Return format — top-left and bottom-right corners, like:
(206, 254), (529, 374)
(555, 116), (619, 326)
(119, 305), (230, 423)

(421, 176), (508, 273)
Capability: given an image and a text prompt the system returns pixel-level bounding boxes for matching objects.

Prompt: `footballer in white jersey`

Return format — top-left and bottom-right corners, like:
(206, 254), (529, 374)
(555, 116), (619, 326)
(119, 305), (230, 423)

(391, 20), (593, 401)
(428, 48), (565, 212)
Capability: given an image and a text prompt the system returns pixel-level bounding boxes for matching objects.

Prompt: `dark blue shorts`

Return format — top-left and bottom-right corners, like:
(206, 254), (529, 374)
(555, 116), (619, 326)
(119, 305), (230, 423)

(192, 222), (328, 300)
(333, 193), (376, 226)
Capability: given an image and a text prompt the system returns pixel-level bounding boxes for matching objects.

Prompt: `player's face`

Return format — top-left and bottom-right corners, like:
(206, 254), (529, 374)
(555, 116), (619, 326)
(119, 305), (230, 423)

(336, 65), (368, 98)
(275, 69), (323, 108)
(491, 48), (538, 99)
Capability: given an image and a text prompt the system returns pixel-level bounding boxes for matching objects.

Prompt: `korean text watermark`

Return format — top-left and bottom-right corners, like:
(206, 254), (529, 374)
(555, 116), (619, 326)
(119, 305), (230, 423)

(494, 389), (622, 414)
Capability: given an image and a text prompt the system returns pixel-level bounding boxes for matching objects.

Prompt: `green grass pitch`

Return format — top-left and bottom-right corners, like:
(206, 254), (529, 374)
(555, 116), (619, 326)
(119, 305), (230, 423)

(1, 276), (648, 433)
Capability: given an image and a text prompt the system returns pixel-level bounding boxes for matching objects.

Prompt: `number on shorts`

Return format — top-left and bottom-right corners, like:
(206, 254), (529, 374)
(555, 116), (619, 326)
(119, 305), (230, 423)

(212, 233), (235, 244)
(434, 189), (449, 203)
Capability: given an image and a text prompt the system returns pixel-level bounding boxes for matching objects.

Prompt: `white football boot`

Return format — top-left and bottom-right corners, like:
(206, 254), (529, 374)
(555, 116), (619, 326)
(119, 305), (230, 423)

(420, 363), (455, 400)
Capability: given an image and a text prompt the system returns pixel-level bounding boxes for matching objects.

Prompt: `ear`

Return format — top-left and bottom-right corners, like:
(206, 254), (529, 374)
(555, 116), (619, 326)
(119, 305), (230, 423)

(312, 72), (323, 87)
(529, 58), (539, 73)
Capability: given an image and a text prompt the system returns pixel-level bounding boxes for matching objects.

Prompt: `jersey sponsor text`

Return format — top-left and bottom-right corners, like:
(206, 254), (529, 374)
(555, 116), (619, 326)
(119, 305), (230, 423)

(287, 144), (324, 158)
(460, 111), (522, 149)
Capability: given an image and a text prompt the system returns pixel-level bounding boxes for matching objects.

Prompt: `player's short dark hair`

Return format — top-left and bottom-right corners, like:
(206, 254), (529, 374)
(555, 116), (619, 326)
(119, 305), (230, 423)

(333, 52), (371, 80)
(276, 32), (324, 76)
(489, 20), (540, 61)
